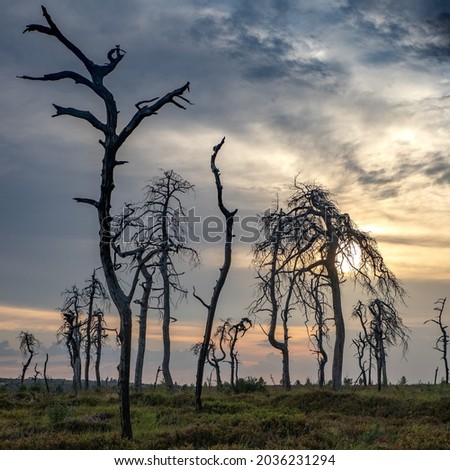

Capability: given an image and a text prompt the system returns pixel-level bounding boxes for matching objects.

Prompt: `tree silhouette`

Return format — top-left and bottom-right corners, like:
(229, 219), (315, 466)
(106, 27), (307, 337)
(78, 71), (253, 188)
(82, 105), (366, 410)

(58, 285), (85, 394)
(352, 330), (371, 386)
(113, 170), (199, 391)
(226, 317), (252, 387)
(192, 321), (228, 387)
(352, 299), (409, 390)
(82, 269), (108, 389)
(21, 6), (191, 438)
(286, 181), (406, 390)
(425, 298), (449, 384)
(18, 331), (40, 385)
(250, 207), (303, 390)
(251, 180), (405, 390)
(90, 309), (118, 388)
(193, 138), (238, 411)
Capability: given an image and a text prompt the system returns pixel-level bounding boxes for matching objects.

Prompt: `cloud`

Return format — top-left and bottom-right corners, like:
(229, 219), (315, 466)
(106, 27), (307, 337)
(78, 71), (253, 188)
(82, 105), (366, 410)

(0, 340), (16, 358)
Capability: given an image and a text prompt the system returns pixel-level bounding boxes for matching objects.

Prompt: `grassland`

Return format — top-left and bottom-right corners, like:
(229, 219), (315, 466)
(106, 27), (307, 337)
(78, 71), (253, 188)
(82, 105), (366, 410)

(1, 381), (450, 450)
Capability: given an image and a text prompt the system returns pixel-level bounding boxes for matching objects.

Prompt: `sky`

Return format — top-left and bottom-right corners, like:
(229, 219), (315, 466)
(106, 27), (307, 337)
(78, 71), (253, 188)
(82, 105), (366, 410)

(1, 0), (450, 386)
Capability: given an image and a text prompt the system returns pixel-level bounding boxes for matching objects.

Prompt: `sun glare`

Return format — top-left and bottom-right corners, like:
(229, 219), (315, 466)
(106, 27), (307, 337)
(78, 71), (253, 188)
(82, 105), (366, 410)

(391, 127), (415, 144)
(338, 243), (362, 274)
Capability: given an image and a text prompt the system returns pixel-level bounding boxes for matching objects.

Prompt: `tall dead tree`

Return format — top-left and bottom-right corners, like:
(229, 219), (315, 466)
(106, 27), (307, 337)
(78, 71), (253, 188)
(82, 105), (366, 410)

(193, 138), (238, 411)
(18, 331), (40, 385)
(144, 171), (197, 390)
(425, 297), (449, 384)
(21, 6), (190, 438)
(287, 182), (406, 390)
(90, 309), (118, 387)
(114, 170), (198, 391)
(250, 208), (297, 390)
(352, 299), (409, 390)
(82, 269), (108, 389)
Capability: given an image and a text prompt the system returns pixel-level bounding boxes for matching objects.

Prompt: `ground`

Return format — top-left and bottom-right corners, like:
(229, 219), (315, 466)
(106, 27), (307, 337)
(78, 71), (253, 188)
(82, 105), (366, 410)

(1, 379), (450, 449)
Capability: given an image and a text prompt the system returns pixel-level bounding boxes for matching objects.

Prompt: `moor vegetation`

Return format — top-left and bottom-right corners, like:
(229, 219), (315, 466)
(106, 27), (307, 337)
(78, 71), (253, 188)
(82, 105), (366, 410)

(1, 382), (450, 450)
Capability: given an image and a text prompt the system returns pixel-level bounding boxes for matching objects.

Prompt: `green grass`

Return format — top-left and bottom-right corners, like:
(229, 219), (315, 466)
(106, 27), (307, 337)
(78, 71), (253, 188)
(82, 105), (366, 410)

(1, 383), (450, 449)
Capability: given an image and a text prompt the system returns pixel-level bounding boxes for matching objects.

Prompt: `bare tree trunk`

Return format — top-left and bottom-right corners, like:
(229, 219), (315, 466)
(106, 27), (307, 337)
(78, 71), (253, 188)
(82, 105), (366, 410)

(381, 343), (388, 386)
(20, 353), (34, 385)
(317, 324), (328, 387)
(376, 351), (382, 391)
(329, 263), (345, 391)
(44, 353), (50, 393)
(95, 317), (102, 387)
(229, 329), (238, 388)
(154, 366), (162, 389)
(194, 138), (237, 411)
(117, 303), (133, 437)
(213, 360), (222, 387)
(266, 220), (292, 390)
(160, 249), (174, 390)
(74, 354), (82, 394)
(84, 270), (96, 389)
(134, 269), (152, 392)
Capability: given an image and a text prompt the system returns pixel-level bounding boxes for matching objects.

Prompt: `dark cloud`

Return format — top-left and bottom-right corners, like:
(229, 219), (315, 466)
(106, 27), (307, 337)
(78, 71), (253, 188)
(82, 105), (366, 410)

(395, 152), (450, 186)
(342, 0), (450, 64)
(0, 340), (16, 358)
(189, 2), (344, 87)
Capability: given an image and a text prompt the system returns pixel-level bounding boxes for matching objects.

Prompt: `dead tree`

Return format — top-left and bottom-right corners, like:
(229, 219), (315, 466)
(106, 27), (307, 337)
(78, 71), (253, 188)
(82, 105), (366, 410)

(352, 299), (409, 390)
(18, 331), (40, 385)
(250, 199), (331, 390)
(193, 138), (238, 411)
(227, 317), (252, 387)
(143, 171), (198, 390)
(21, 6), (191, 438)
(91, 309), (118, 387)
(32, 363), (42, 385)
(250, 207), (306, 390)
(58, 286), (85, 394)
(287, 182), (406, 390)
(425, 297), (449, 384)
(114, 170), (198, 391)
(209, 321), (230, 387)
(352, 332), (369, 386)
(82, 269), (108, 389)
(192, 319), (231, 388)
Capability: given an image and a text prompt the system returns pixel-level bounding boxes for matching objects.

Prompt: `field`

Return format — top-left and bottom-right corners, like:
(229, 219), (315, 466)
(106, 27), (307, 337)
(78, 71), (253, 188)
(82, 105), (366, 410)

(1, 381), (450, 450)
